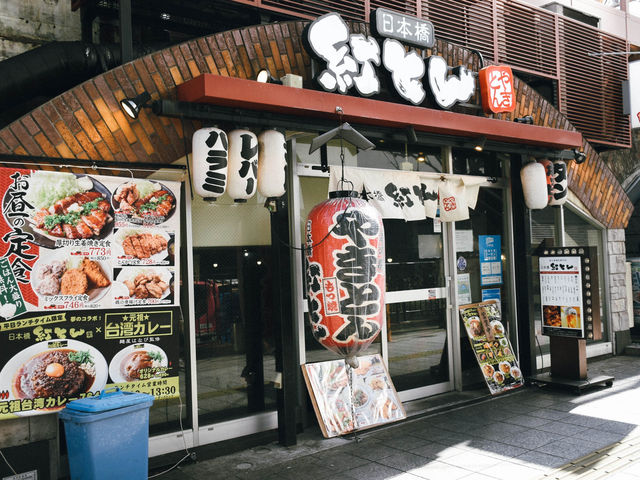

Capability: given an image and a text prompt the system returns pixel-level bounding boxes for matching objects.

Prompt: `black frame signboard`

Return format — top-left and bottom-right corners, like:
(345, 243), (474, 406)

(538, 246), (601, 340)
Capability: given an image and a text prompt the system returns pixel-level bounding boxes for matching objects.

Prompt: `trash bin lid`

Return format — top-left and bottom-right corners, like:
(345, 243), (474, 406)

(65, 387), (154, 413)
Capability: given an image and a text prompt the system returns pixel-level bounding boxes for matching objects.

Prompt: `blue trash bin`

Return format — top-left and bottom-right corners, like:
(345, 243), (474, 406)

(59, 387), (154, 480)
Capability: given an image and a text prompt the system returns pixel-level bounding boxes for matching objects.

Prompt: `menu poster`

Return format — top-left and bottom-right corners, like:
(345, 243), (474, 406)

(479, 235), (502, 286)
(538, 247), (601, 340)
(0, 306), (181, 419)
(0, 167), (180, 316)
(302, 354), (405, 438)
(459, 301), (524, 395)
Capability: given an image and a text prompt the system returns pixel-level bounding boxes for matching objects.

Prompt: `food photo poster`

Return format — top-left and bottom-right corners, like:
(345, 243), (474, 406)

(459, 300), (524, 395)
(0, 167), (182, 419)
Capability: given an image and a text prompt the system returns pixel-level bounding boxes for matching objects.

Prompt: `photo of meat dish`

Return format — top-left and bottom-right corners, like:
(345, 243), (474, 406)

(113, 181), (175, 222)
(123, 273), (170, 299)
(108, 344), (167, 383)
(122, 233), (168, 259)
(31, 191), (112, 239)
(34, 256), (111, 299)
(543, 305), (562, 327)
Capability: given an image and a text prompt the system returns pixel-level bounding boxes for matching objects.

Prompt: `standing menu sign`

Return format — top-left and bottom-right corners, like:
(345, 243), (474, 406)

(459, 300), (523, 395)
(0, 167), (181, 419)
(302, 354), (405, 438)
(538, 246), (600, 340)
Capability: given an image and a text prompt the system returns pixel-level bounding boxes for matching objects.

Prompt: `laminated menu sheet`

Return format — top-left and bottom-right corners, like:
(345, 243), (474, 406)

(302, 354), (406, 438)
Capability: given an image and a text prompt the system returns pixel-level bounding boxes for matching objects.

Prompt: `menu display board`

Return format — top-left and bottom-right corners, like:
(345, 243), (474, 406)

(0, 306), (181, 419)
(302, 354), (405, 438)
(0, 167), (180, 315)
(538, 246), (600, 339)
(459, 300), (524, 395)
(0, 167), (182, 419)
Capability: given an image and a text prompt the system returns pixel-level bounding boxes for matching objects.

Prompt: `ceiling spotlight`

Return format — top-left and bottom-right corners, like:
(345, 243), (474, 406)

(213, 263), (218, 268)
(474, 136), (486, 152)
(256, 69), (282, 84)
(120, 91), (151, 119)
(514, 115), (534, 124)
(417, 154), (426, 162)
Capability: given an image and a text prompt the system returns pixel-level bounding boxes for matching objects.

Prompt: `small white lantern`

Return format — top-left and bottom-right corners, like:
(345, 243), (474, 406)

(520, 162), (548, 209)
(227, 129), (259, 202)
(191, 127), (228, 200)
(257, 130), (287, 198)
(538, 159), (554, 204)
(549, 160), (568, 206)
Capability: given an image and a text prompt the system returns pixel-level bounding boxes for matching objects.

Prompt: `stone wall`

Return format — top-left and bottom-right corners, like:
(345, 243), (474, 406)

(608, 228), (631, 353)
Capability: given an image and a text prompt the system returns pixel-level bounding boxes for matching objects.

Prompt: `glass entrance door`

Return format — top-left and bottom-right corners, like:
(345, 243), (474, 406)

(383, 218), (452, 400)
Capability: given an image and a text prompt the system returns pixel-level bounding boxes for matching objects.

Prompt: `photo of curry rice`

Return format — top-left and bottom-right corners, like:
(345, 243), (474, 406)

(543, 305), (562, 327)
(12, 349), (96, 401)
(120, 350), (164, 381)
(35, 257), (111, 297)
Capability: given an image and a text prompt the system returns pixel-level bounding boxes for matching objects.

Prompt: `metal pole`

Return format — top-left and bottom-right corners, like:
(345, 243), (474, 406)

(119, 0), (133, 63)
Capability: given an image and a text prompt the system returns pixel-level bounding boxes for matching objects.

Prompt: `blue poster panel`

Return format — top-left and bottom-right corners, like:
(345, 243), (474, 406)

(479, 235), (502, 286)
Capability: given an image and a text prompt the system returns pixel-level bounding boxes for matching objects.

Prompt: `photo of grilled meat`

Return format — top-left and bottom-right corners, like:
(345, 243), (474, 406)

(122, 233), (168, 259)
(123, 273), (170, 299)
(31, 191), (112, 239)
(113, 180), (175, 222)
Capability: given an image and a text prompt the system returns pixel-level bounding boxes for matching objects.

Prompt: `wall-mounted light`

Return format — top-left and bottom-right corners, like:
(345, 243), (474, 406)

(514, 115), (534, 124)
(256, 69), (282, 84)
(120, 91), (151, 119)
(573, 148), (587, 164)
(474, 136), (486, 152)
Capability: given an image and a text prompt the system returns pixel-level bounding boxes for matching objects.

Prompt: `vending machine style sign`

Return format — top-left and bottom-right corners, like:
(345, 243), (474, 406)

(539, 246), (601, 340)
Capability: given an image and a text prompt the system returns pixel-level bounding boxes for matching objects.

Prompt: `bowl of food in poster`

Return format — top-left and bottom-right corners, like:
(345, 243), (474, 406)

(114, 267), (172, 301)
(467, 316), (483, 338)
(352, 386), (371, 409)
(493, 371), (505, 384)
(481, 363), (495, 378)
(490, 320), (505, 336)
(112, 179), (176, 225)
(112, 228), (171, 264)
(108, 343), (168, 383)
(498, 361), (511, 376)
(510, 366), (522, 379)
(17, 171), (113, 249)
(31, 249), (111, 304)
(0, 339), (108, 415)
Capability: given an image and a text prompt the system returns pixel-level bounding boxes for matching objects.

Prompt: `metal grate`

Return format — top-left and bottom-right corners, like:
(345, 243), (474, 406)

(225, 0), (630, 148)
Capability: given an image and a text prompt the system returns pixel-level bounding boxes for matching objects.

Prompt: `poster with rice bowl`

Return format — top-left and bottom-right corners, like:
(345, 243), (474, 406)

(459, 300), (524, 395)
(0, 167), (180, 314)
(302, 354), (406, 438)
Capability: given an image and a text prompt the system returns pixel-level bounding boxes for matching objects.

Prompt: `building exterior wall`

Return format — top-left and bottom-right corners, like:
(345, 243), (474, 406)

(0, 0), (82, 61)
(608, 228), (631, 351)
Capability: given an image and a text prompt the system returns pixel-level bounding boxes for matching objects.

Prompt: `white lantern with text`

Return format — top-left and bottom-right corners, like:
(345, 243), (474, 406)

(227, 129), (259, 202)
(257, 130), (287, 198)
(520, 162), (548, 209)
(191, 127), (228, 200)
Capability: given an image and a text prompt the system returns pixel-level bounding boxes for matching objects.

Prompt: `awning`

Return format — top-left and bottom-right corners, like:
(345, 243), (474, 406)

(177, 74), (583, 151)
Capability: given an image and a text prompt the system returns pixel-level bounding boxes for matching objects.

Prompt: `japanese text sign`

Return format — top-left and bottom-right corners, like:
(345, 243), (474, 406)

(372, 8), (435, 48)
(478, 65), (516, 114)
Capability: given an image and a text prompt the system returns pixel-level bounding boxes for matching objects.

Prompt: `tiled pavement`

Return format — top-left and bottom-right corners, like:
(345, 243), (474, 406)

(152, 355), (640, 480)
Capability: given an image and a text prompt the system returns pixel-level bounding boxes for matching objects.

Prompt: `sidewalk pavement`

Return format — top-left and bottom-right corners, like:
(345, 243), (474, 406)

(158, 355), (640, 480)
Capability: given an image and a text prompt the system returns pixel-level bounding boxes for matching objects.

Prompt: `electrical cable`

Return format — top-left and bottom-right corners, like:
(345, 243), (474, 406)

(0, 449), (17, 475)
(147, 393), (193, 479)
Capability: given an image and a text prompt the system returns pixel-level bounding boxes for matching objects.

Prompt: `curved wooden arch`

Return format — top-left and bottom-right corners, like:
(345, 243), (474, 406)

(0, 20), (631, 228)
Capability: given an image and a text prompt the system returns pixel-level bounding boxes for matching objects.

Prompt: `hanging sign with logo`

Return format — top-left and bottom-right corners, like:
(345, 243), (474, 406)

(305, 11), (516, 112)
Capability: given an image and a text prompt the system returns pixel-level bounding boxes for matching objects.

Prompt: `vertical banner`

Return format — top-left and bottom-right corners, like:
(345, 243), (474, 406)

(0, 167), (182, 419)
(459, 301), (523, 395)
(479, 235), (502, 286)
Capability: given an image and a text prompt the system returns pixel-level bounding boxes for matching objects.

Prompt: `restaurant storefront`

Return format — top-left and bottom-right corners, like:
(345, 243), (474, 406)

(0, 11), (633, 476)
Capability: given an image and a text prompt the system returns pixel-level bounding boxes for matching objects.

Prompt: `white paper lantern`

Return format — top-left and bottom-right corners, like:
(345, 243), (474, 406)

(227, 129), (259, 202)
(257, 130), (287, 198)
(538, 159), (554, 205)
(549, 160), (568, 206)
(191, 127), (228, 200)
(520, 162), (548, 209)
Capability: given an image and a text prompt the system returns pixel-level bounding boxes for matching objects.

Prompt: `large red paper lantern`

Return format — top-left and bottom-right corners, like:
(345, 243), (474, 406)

(305, 191), (386, 367)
